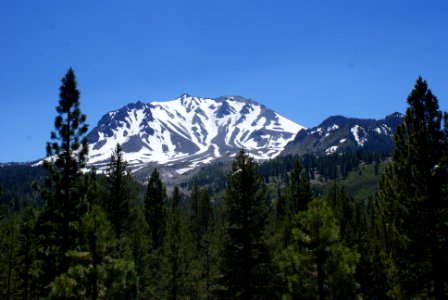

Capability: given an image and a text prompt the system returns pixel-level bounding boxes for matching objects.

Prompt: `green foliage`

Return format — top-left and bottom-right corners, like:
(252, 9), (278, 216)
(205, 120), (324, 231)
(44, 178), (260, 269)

(128, 205), (149, 298)
(190, 185), (214, 254)
(337, 162), (384, 201)
(0, 202), (20, 300)
(180, 162), (229, 193)
(162, 186), (192, 299)
(258, 151), (387, 184)
(141, 248), (166, 299)
(279, 199), (360, 300)
(325, 184), (357, 244)
(357, 194), (392, 299)
(144, 168), (167, 250)
(273, 189), (290, 251)
(49, 205), (136, 299)
(188, 186), (217, 299)
(3, 75), (448, 299)
(326, 184), (391, 299)
(16, 205), (39, 300)
(286, 159), (312, 214)
(380, 77), (448, 298)
(105, 143), (136, 238)
(34, 68), (90, 296)
(189, 184), (200, 252)
(218, 149), (273, 299)
(0, 165), (45, 208)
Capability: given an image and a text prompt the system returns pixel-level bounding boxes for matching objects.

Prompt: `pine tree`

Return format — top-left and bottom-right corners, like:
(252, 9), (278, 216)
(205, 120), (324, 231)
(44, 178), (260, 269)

(189, 184), (201, 253)
(34, 68), (89, 295)
(190, 185), (214, 255)
(219, 149), (272, 300)
(0, 201), (20, 300)
(380, 77), (448, 299)
(105, 143), (135, 238)
(197, 189), (213, 247)
(197, 188), (215, 300)
(326, 185), (390, 298)
(144, 168), (167, 250)
(286, 159), (312, 214)
(274, 191), (290, 250)
(279, 199), (360, 300)
(129, 206), (149, 299)
(189, 187), (216, 300)
(16, 205), (39, 300)
(142, 169), (168, 298)
(270, 159), (313, 294)
(325, 184), (356, 245)
(49, 205), (136, 299)
(357, 194), (390, 299)
(163, 186), (190, 300)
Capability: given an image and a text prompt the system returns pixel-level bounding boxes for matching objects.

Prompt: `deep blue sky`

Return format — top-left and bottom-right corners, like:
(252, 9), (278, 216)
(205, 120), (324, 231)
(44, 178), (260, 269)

(1, 0), (447, 162)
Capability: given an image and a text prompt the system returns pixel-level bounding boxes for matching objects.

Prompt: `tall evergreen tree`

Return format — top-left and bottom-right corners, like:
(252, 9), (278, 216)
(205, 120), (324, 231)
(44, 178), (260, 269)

(197, 188), (213, 249)
(197, 188), (215, 300)
(34, 68), (89, 295)
(326, 185), (389, 298)
(129, 206), (149, 300)
(189, 187), (216, 300)
(270, 159), (313, 284)
(16, 205), (39, 300)
(163, 186), (190, 300)
(105, 143), (135, 238)
(189, 184), (201, 253)
(219, 149), (272, 300)
(0, 201), (20, 300)
(279, 199), (360, 300)
(142, 169), (168, 298)
(357, 194), (390, 299)
(325, 184), (356, 245)
(286, 159), (312, 214)
(190, 185), (214, 254)
(380, 77), (448, 299)
(144, 169), (167, 250)
(49, 205), (136, 299)
(274, 191), (290, 251)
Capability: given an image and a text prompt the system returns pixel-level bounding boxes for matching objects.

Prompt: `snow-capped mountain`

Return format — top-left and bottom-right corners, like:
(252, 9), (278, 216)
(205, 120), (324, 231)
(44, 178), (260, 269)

(87, 94), (304, 174)
(282, 113), (403, 156)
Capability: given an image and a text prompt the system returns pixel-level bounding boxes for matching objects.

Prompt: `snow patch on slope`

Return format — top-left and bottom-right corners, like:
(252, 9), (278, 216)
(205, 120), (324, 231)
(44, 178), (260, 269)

(87, 95), (305, 172)
(351, 125), (367, 147)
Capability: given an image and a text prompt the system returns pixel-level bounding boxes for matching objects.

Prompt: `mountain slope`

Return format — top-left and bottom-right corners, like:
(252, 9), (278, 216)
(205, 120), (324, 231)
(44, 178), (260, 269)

(87, 94), (304, 174)
(282, 113), (403, 156)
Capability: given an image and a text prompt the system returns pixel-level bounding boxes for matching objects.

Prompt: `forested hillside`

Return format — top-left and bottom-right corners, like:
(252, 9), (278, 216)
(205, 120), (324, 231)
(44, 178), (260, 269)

(1, 70), (447, 299)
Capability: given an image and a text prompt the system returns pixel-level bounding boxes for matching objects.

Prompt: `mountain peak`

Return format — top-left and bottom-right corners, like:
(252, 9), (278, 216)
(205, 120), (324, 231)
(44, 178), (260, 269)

(87, 95), (304, 175)
(177, 93), (192, 99)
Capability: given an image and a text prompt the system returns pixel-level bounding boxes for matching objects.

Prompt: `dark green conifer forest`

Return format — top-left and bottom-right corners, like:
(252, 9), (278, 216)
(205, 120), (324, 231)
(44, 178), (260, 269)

(0, 70), (447, 299)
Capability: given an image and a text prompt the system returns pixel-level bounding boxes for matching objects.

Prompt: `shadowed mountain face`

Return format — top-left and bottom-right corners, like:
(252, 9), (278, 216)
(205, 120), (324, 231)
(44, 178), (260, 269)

(281, 113), (403, 156)
(87, 94), (304, 174)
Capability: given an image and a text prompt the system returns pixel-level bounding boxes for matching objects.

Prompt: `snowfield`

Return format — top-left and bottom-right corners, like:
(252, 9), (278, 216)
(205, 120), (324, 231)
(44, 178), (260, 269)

(87, 94), (305, 173)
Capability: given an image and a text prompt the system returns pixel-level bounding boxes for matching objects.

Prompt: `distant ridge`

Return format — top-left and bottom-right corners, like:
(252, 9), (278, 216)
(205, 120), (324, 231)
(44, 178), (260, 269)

(282, 113), (403, 156)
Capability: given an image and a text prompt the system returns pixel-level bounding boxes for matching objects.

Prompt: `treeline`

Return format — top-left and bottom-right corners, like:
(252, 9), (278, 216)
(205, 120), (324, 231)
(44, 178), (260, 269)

(258, 150), (388, 184)
(0, 165), (46, 210)
(181, 150), (387, 194)
(1, 71), (447, 299)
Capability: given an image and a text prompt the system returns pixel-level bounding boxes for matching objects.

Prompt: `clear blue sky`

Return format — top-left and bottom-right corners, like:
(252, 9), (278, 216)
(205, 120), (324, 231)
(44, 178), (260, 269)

(1, 0), (447, 162)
